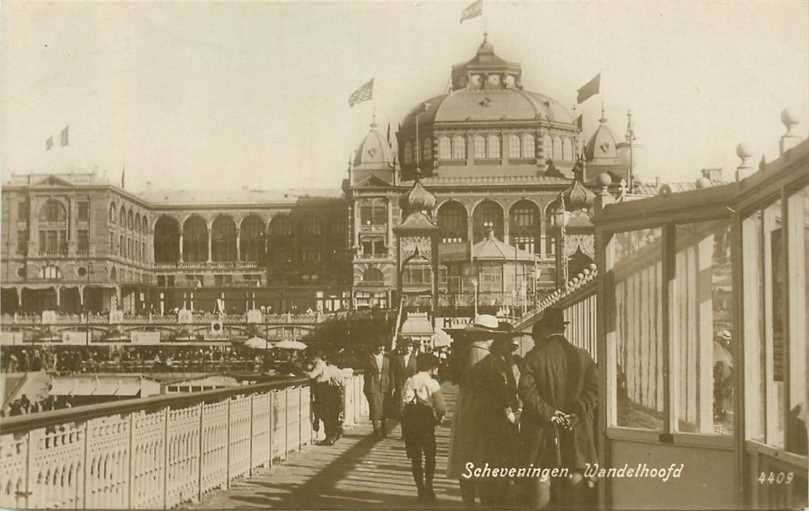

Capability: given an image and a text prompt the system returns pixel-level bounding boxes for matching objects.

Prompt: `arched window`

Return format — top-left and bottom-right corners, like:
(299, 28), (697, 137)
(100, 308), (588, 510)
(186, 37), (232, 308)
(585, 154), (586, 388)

(473, 200), (504, 242)
(562, 138), (573, 161)
(270, 215), (291, 237)
(109, 203), (116, 223)
(39, 265), (62, 280)
(510, 200), (540, 254)
(438, 201), (468, 244)
(488, 135), (501, 159)
(120, 234), (125, 258)
(452, 135), (466, 160)
(240, 215), (266, 262)
(127, 210), (134, 230)
(211, 216), (237, 261)
(39, 199), (66, 222)
(403, 141), (413, 164)
(269, 215), (292, 267)
(135, 213), (141, 234)
(182, 215), (208, 263)
(553, 137), (563, 160)
(523, 134), (536, 159)
(423, 138), (431, 161)
(508, 134), (520, 159)
(473, 135), (486, 159)
(362, 267), (384, 283)
(38, 199), (68, 256)
(119, 207), (126, 226)
(142, 216), (148, 235)
(438, 136), (451, 160)
(543, 134), (552, 159)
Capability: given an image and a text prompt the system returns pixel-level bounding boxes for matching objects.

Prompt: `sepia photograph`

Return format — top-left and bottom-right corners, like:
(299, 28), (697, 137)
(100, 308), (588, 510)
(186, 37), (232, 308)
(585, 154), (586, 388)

(1, 0), (807, 509)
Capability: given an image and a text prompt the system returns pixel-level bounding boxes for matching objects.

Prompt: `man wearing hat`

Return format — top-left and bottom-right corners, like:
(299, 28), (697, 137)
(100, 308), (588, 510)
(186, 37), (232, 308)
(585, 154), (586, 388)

(392, 337), (420, 438)
(363, 338), (393, 438)
(472, 323), (523, 506)
(446, 314), (513, 508)
(518, 307), (598, 509)
(713, 329), (733, 421)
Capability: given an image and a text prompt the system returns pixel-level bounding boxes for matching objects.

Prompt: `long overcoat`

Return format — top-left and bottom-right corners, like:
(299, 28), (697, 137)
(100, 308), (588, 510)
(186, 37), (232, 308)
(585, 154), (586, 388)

(474, 352), (521, 469)
(446, 339), (492, 479)
(363, 352), (392, 421)
(518, 334), (598, 470)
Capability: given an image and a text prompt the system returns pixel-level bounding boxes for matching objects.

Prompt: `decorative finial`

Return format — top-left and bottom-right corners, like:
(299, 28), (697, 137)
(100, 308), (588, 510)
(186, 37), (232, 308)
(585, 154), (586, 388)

(600, 101), (606, 123)
(626, 109), (636, 142)
(781, 108), (799, 133)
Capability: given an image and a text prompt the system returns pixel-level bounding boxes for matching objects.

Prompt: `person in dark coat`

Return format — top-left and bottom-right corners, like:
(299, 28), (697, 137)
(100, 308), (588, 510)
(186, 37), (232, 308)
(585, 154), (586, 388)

(518, 307), (599, 509)
(473, 331), (522, 506)
(363, 340), (393, 438)
(391, 337), (419, 429)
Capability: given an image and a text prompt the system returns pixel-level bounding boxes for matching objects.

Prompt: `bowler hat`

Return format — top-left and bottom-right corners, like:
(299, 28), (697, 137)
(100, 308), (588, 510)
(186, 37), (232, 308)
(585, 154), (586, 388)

(535, 307), (569, 331)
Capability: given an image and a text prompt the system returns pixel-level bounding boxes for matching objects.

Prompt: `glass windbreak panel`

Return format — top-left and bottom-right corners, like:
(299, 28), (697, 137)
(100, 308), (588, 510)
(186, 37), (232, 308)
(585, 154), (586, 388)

(608, 227), (664, 430)
(743, 201), (785, 447)
(786, 184), (808, 456)
(673, 220), (734, 434)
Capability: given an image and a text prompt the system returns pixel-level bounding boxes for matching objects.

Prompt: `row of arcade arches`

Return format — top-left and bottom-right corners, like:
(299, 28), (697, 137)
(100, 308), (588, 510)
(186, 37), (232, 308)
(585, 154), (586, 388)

(154, 214), (306, 264)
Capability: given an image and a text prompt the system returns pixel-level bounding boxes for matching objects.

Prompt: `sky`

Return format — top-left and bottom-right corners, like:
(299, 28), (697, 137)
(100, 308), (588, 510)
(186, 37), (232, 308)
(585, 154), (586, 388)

(2, 1), (808, 192)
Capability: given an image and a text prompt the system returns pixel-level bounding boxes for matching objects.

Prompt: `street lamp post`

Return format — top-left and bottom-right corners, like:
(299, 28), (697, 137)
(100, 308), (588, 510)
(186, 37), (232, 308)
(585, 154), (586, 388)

(553, 195), (571, 290)
(470, 276), (479, 317)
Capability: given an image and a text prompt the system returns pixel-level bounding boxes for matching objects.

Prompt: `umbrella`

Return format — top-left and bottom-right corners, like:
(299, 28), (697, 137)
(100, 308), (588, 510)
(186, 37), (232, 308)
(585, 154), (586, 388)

(274, 339), (307, 350)
(244, 337), (272, 350)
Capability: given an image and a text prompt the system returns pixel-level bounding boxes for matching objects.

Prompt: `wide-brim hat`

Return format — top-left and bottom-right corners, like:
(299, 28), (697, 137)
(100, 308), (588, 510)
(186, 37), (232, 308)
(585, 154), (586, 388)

(464, 314), (516, 338)
(535, 307), (569, 331)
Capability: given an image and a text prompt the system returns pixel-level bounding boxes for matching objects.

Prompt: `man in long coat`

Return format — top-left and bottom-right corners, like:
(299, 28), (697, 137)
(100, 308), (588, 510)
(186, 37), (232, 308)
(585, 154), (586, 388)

(518, 307), (598, 509)
(364, 340), (393, 438)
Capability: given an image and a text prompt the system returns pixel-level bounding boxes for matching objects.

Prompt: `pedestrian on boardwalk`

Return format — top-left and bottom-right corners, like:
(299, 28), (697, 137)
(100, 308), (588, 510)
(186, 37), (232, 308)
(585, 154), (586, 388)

(392, 337), (419, 438)
(363, 339), (393, 438)
(401, 352), (446, 503)
(324, 354), (346, 443)
(518, 307), (598, 509)
(473, 328), (523, 506)
(306, 350), (332, 444)
(446, 314), (512, 508)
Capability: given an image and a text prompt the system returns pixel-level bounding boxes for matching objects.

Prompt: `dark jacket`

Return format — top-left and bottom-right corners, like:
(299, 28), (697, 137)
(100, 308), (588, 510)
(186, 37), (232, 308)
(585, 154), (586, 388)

(473, 352), (521, 468)
(518, 334), (598, 470)
(363, 352), (393, 420)
(392, 352), (418, 395)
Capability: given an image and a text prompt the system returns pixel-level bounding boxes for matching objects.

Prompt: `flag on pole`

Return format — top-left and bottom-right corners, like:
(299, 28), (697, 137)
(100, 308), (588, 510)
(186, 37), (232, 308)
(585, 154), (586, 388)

(348, 78), (374, 107)
(460, 0), (483, 23)
(46, 136), (54, 150)
(577, 73), (600, 104)
(59, 125), (70, 146)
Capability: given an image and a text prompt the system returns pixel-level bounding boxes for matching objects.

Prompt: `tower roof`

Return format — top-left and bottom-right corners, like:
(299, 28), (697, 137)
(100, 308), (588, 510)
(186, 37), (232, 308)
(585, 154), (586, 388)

(584, 109), (620, 164)
(353, 121), (394, 170)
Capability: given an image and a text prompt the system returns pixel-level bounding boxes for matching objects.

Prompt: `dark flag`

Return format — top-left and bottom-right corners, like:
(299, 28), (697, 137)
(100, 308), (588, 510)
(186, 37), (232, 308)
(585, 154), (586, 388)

(60, 125), (69, 146)
(348, 78), (374, 107)
(577, 74), (600, 104)
(46, 136), (54, 150)
(460, 0), (483, 23)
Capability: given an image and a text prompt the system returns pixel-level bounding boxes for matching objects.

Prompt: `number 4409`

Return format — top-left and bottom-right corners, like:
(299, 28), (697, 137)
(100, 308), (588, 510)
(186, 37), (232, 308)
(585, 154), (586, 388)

(758, 472), (794, 484)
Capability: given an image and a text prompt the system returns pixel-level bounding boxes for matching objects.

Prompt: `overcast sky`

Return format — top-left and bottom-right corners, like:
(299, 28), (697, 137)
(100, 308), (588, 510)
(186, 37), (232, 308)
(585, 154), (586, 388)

(2, 1), (808, 191)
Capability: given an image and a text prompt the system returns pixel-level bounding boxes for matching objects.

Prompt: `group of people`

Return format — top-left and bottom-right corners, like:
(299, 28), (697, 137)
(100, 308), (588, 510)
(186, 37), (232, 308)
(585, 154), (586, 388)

(306, 350), (349, 445)
(359, 308), (599, 508)
(2, 393), (74, 417)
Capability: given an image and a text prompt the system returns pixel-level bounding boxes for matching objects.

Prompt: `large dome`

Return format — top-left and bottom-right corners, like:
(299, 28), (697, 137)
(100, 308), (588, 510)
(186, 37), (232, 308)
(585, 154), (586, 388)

(400, 35), (574, 129)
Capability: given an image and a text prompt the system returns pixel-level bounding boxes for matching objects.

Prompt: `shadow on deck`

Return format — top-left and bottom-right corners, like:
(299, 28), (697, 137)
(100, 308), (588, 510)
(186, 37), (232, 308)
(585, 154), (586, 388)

(186, 383), (463, 510)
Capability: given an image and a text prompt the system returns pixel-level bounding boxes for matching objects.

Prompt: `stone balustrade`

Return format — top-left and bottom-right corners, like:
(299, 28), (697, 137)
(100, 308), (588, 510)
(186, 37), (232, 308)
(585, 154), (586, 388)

(0, 374), (369, 509)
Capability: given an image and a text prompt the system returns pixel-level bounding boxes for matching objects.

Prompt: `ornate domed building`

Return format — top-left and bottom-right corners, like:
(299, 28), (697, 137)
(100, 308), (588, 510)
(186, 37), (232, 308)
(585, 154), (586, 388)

(347, 34), (631, 316)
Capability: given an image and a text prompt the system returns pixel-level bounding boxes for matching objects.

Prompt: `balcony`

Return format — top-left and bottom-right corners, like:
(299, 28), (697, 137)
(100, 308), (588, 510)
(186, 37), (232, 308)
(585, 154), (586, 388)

(154, 261), (260, 271)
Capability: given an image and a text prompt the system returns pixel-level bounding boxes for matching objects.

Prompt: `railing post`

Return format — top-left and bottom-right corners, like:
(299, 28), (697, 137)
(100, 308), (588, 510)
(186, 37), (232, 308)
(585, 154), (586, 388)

(225, 397), (231, 488)
(248, 394), (254, 477)
(268, 391), (274, 468)
(23, 431), (32, 510)
(127, 412), (134, 509)
(82, 421), (89, 509)
(298, 386), (303, 452)
(197, 401), (204, 502)
(283, 388), (288, 459)
(162, 406), (169, 510)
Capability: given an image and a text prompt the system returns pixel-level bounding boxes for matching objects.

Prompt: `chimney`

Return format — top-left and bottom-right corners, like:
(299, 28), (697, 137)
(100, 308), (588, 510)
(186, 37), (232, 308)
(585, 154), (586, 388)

(700, 168), (723, 183)
(780, 108), (800, 155)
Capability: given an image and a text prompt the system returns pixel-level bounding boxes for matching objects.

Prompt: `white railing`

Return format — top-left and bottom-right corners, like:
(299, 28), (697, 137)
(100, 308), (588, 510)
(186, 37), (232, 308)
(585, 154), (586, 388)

(0, 374), (368, 509)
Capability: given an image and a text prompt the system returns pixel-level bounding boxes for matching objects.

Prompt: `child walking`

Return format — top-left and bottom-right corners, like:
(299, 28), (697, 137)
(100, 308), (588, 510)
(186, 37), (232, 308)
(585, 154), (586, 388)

(401, 352), (446, 503)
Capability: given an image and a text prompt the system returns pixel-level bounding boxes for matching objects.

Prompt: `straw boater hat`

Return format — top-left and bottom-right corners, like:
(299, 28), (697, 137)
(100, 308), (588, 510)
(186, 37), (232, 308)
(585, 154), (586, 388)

(464, 314), (515, 338)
